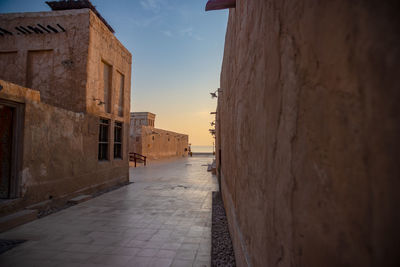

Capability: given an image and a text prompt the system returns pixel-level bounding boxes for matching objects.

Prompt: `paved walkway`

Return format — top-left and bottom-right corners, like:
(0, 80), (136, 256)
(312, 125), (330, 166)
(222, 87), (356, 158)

(0, 155), (217, 267)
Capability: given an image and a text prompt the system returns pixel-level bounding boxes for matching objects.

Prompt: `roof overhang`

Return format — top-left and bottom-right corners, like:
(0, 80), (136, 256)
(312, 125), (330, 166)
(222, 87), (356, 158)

(205, 0), (236, 11)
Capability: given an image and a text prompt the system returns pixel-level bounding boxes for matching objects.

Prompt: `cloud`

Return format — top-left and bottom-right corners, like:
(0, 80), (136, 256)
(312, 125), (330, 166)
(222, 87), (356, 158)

(193, 35), (204, 41)
(140, 0), (163, 13)
(128, 15), (162, 27)
(162, 30), (172, 37)
(180, 27), (193, 35)
(180, 27), (203, 41)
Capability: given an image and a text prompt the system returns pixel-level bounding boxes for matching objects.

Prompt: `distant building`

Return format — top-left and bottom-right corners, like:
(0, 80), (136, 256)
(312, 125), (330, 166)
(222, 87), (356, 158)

(0, 1), (131, 216)
(130, 112), (189, 159)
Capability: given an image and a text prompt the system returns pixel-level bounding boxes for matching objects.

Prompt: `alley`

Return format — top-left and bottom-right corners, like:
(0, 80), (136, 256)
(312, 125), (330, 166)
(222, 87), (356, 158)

(0, 156), (217, 267)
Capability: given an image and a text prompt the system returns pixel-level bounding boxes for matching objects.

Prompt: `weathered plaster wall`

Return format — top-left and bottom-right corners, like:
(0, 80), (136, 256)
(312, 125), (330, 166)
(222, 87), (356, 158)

(131, 126), (189, 160)
(0, 80), (128, 215)
(0, 10), (90, 112)
(129, 112), (156, 155)
(217, 1), (400, 266)
(86, 10), (132, 163)
(86, 10), (131, 118)
(0, 9), (132, 215)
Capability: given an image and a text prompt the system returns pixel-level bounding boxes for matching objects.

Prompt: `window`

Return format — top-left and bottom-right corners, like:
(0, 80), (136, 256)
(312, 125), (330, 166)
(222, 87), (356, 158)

(117, 72), (124, 116)
(114, 122), (123, 159)
(98, 118), (109, 160)
(102, 61), (112, 113)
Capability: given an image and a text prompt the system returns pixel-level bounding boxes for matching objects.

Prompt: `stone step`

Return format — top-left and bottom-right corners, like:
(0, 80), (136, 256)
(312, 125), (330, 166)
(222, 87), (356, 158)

(0, 210), (38, 233)
(67, 195), (92, 205)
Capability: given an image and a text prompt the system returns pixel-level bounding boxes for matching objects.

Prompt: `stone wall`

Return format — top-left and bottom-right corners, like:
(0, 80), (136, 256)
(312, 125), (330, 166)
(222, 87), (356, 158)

(216, 1), (400, 266)
(0, 80), (128, 215)
(131, 126), (189, 160)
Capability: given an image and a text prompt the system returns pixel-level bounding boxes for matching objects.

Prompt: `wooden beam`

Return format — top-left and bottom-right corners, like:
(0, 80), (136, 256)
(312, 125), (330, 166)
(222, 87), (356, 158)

(205, 0), (236, 11)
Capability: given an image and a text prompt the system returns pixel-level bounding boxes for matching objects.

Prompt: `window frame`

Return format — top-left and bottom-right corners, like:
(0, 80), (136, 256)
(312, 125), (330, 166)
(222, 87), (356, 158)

(116, 71), (124, 117)
(114, 121), (123, 159)
(98, 118), (110, 161)
(101, 60), (112, 113)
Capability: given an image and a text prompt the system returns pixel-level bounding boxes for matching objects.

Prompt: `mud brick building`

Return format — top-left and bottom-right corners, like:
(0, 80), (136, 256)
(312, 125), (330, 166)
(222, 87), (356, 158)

(130, 112), (189, 160)
(0, 1), (132, 216)
(211, 0), (400, 266)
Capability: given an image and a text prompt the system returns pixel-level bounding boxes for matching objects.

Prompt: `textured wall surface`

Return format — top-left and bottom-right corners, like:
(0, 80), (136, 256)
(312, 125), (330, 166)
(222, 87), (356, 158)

(85, 10), (132, 164)
(0, 80), (128, 215)
(86, 10), (131, 119)
(130, 126), (189, 160)
(0, 10), (90, 112)
(216, 1), (400, 266)
(0, 9), (132, 214)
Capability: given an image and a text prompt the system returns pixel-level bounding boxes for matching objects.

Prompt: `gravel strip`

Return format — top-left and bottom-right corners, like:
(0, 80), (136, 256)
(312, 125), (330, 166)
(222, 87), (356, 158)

(212, 191), (236, 267)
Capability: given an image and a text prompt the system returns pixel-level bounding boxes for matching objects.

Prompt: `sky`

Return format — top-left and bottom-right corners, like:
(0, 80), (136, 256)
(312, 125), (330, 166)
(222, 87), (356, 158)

(0, 0), (228, 147)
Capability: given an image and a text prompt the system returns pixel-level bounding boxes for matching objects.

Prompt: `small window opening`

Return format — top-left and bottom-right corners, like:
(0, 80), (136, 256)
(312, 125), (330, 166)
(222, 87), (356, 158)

(98, 118), (109, 160)
(114, 122), (123, 159)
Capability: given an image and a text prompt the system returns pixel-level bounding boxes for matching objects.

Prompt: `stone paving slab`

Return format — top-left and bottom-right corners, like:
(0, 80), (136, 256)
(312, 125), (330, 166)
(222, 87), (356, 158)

(0, 156), (217, 267)
(0, 209), (38, 233)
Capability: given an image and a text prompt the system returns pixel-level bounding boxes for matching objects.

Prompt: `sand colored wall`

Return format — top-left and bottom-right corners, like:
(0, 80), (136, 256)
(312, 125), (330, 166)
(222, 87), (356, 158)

(0, 9), (131, 120)
(0, 80), (128, 215)
(216, 1), (400, 266)
(0, 8), (132, 214)
(86, 10), (131, 119)
(0, 10), (90, 112)
(131, 112), (156, 130)
(131, 126), (189, 160)
(85, 10), (132, 163)
(129, 112), (188, 160)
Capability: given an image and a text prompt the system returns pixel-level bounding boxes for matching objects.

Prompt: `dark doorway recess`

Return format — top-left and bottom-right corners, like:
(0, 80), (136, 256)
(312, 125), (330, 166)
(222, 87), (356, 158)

(0, 100), (24, 199)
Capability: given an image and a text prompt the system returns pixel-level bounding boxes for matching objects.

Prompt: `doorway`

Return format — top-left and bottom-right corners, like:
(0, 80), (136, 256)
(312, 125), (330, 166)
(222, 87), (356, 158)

(0, 100), (23, 199)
